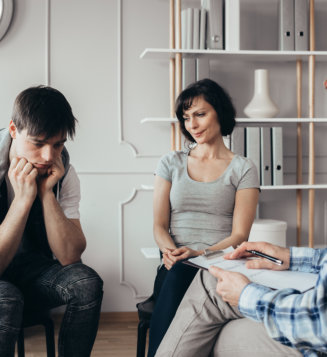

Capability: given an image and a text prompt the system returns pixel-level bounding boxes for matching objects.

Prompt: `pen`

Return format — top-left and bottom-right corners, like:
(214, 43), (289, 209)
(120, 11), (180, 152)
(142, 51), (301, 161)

(246, 250), (283, 265)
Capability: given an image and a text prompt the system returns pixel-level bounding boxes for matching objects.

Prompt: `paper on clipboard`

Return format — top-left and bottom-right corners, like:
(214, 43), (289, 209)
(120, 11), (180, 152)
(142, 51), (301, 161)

(184, 249), (318, 292)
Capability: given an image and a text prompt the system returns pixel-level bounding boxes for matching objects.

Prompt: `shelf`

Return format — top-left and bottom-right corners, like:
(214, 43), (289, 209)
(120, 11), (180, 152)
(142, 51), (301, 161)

(140, 48), (327, 62)
(141, 118), (177, 124)
(260, 185), (327, 190)
(142, 184), (327, 191)
(141, 117), (327, 126)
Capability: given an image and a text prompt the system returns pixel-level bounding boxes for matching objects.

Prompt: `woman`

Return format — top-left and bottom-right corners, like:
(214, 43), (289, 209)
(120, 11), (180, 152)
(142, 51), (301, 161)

(147, 79), (260, 357)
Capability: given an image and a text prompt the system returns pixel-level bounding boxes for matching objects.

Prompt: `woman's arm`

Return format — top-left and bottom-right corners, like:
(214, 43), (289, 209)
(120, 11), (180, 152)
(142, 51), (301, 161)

(153, 175), (177, 252)
(200, 187), (259, 254)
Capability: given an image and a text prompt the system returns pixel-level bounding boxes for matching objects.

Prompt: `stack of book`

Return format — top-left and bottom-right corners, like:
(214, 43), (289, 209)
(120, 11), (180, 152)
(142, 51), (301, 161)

(230, 127), (284, 186)
(181, 0), (241, 52)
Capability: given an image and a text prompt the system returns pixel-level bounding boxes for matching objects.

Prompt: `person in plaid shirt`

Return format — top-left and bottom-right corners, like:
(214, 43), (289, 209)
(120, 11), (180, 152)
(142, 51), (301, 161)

(155, 241), (326, 357)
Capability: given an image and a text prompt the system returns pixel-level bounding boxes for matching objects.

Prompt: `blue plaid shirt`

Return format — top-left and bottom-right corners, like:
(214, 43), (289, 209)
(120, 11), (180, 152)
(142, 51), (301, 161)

(239, 247), (327, 357)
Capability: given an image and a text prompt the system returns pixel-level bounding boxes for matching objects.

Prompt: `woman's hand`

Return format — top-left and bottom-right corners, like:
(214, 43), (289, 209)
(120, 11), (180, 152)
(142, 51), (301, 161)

(162, 246), (200, 270)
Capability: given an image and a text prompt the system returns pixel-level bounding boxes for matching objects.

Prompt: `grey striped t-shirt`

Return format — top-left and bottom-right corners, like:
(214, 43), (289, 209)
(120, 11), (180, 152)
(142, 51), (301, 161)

(155, 150), (260, 250)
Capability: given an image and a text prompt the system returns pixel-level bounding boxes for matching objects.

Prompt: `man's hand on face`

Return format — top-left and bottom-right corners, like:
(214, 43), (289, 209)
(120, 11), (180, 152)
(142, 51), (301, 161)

(209, 266), (250, 306)
(37, 156), (65, 198)
(8, 157), (38, 206)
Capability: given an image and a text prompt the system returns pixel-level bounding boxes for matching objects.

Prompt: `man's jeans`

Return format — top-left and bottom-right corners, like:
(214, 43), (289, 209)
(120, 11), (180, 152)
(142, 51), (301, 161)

(0, 256), (103, 357)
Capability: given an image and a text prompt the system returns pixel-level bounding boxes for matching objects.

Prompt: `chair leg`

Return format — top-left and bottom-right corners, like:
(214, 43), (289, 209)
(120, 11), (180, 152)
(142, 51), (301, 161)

(17, 328), (25, 357)
(43, 319), (56, 357)
(137, 320), (149, 357)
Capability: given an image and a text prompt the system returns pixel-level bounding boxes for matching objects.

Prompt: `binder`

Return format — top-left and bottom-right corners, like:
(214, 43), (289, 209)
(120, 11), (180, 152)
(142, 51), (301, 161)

(181, 9), (187, 49)
(201, 0), (223, 49)
(260, 127), (272, 186)
(225, 0), (240, 51)
(193, 8), (200, 50)
(295, 0), (309, 51)
(271, 127), (284, 185)
(231, 127), (245, 156)
(279, 0), (295, 51)
(196, 58), (209, 80)
(199, 8), (207, 49)
(182, 58), (196, 90)
(223, 135), (231, 150)
(186, 8), (194, 49)
(245, 127), (260, 177)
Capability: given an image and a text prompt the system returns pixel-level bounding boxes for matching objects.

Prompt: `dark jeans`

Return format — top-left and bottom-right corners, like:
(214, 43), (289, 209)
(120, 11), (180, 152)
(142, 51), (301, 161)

(0, 255), (103, 357)
(147, 262), (198, 357)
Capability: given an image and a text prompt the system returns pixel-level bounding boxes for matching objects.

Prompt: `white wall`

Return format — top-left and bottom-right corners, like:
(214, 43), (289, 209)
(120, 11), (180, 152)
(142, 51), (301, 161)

(0, 0), (326, 311)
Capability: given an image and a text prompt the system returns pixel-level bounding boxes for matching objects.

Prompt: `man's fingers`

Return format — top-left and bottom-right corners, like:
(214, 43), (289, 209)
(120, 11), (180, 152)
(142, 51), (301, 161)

(246, 258), (282, 271)
(22, 162), (34, 174)
(208, 266), (224, 279)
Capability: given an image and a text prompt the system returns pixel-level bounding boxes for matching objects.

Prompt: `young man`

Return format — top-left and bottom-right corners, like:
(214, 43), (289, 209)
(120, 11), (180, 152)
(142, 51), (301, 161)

(155, 241), (327, 357)
(0, 86), (103, 357)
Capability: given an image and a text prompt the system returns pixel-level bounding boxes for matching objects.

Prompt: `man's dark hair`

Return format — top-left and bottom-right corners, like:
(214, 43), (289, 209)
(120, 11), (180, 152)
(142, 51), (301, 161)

(175, 78), (236, 143)
(12, 85), (77, 139)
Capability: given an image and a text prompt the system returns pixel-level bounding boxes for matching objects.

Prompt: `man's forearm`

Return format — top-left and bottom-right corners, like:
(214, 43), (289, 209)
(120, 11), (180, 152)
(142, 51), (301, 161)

(41, 191), (86, 265)
(290, 247), (323, 274)
(239, 272), (327, 353)
(0, 199), (32, 273)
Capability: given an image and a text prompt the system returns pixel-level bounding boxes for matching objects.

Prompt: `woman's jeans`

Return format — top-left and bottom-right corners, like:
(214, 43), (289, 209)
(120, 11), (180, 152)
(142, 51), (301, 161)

(147, 261), (198, 357)
(0, 256), (103, 357)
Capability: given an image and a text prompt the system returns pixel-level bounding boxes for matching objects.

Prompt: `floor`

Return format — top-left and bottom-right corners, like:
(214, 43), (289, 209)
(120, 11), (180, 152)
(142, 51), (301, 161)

(15, 312), (143, 357)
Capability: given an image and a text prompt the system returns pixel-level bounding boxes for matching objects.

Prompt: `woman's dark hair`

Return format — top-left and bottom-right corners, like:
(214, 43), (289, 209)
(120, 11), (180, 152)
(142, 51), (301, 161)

(175, 78), (236, 143)
(12, 85), (77, 140)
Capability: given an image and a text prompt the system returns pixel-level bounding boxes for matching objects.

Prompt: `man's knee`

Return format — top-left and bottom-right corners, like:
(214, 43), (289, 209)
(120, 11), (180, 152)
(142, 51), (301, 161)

(63, 263), (103, 307)
(0, 281), (24, 331)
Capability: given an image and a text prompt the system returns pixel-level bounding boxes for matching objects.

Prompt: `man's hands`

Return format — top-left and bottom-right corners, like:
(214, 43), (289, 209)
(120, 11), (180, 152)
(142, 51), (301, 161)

(162, 246), (201, 270)
(209, 266), (250, 306)
(224, 241), (290, 271)
(209, 241), (291, 306)
(37, 156), (65, 199)
(9, 156), (64, 203)
(8, 157), (38, 207)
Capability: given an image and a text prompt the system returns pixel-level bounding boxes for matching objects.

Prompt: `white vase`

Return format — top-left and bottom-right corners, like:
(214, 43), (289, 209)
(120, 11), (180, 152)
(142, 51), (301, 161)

(244, 69), (279, 118)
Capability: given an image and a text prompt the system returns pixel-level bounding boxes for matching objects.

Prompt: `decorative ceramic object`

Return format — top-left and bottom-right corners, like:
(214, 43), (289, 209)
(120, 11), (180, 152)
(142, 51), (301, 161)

(244, 69), (279, 118)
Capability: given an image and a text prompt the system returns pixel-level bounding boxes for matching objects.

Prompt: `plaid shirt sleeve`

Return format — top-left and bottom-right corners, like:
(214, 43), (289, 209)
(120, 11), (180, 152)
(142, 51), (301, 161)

(238, 248), (327, 356)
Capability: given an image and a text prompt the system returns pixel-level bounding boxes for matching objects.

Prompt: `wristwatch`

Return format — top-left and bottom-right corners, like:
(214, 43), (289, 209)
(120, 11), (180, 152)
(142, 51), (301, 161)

(202, 249), (224, 258)
(203, 248), (213, 257)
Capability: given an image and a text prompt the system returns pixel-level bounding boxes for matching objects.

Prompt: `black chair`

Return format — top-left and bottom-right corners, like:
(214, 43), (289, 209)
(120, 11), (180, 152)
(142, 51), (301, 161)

(17, 308), (55, 357)
(136, 263), (167, 357)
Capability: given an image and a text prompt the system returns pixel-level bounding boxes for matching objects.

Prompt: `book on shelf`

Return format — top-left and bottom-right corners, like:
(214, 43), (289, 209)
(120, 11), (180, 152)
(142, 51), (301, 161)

(201, 0), (224, 49)
(182, 58), (196, 89)
(193, 8), (200, 50)
(271, 127), (284, 185)
(181, 9), (187, 49)
(225, 0), (240, 51)
(245, 127), (260, 181)
(294, 0), (309, 51)
(186, 7), (194, 49)
(199, 8), (207, 50)
(196, 58), (210, 81)
(279, 0), (295, 51)
(260, 127), (272, 186)
(231, 127), (245, 156)
(223, 135), (231, 150)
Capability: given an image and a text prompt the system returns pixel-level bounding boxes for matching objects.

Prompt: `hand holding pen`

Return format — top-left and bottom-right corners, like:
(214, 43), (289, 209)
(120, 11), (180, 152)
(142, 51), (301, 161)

(224, 241), (290, 271)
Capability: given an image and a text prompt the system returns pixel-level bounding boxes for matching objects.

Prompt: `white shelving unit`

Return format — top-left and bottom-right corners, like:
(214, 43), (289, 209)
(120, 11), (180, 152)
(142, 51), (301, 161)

(140, 0), (326, 247)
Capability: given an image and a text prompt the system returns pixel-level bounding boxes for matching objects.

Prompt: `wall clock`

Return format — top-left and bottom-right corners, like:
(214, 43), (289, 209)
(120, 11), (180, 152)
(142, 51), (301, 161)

(0, 0), (13, 41)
